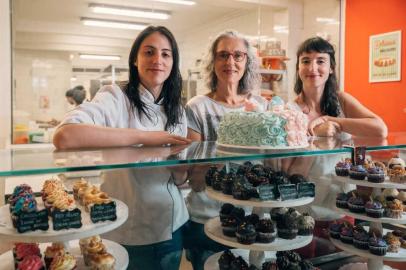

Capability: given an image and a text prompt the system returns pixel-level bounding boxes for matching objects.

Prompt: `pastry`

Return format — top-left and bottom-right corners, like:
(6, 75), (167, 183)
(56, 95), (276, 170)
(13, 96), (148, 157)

(49, 253), (77, 270)
(297, 213), (315, 235)
(255, 218), (276, 243)
(221, 172), (235, 195)
(367, 166), (385, 183)
(385, 199), (403, 219)
(335, 159), (352, 176)
(277, 211), (298, 239)
(353, 225), (369, 250)
(89, 252), (116, 270)
(384, 232), (401, 253)
(44, 243), (65, 269)
(340, 222), (354, 244)
(365, 198), (384, 218)
(349, 165), (367, 180)
(16, 255), (44, 270)
(347, 193), (365, 213)
(219, 203), (235, 223)
(218, 250), (235, 270)
(369, 234), (387, 256)
(13, 243), (41, 267)
(336, 192), (350, 209)
(236, 221), (257, 244)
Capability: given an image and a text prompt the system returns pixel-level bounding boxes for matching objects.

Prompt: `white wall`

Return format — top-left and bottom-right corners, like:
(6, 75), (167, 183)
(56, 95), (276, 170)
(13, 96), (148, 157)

(0, 0), (11, 148)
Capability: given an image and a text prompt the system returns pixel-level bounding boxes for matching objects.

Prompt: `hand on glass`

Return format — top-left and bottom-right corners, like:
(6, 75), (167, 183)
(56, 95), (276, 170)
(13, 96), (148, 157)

(308, 116), (341, 137)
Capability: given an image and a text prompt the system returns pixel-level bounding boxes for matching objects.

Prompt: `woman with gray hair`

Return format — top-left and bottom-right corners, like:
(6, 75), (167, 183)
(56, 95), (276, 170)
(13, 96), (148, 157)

(183, 30), (267, 269)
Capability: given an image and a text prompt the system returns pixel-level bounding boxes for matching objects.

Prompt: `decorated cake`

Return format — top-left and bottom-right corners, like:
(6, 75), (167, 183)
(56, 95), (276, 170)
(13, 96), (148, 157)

(217, 97), (308, 147)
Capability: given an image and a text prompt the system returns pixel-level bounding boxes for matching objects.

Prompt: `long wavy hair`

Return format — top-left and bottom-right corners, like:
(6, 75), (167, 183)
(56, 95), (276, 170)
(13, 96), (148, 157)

(294, 37), (340, 117)
(123, 26), (183, 131)
(204, 30), (260, 94)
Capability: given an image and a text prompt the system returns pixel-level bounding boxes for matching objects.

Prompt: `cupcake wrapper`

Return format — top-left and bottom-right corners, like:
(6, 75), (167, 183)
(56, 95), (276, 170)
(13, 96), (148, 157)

(236, 232), (257, 245)
(387, 244), (400, 253)
(256, 231), (276, 243)
(385, 209), (403, 219)
(348, 203), (365, 213)
(335, 168), (350, 176)
(336, 200), (348, 209)
(277, 228), (298, 240)
(349, 172), (366, 180)
(369, 245), (387, 256)
(367, 174), (385, 183)
(353, 239), (369, 250)
(222, 226), (237, 237)
(366, 208), (384, 218)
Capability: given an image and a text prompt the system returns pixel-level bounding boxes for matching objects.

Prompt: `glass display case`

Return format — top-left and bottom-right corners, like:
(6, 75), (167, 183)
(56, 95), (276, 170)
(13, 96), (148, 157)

(0, 133), (405, 269)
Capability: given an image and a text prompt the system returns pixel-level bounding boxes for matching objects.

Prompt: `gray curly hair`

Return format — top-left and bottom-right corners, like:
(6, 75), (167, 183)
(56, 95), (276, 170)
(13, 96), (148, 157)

(204, 30), (261, 94)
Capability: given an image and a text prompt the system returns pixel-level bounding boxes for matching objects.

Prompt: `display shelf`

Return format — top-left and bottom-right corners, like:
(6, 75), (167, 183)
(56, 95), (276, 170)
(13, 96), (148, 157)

(333, 175), (406, 189)
(0, 199), (128, 242)
(0, 239), (129, 270)
(204, 217), (312, 252)
(206, 187), (314, 208)
(335, 207), (406, 224)
(330, 237), (406, 262)
(204, 248), (276, 270)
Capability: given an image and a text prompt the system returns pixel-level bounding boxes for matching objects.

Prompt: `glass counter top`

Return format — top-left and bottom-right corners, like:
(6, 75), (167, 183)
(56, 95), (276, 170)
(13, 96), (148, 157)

(0, 133), (405, 177)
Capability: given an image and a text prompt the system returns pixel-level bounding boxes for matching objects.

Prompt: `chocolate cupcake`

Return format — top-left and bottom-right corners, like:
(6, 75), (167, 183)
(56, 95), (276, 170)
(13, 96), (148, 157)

(288, 174), (307, 185)
(212, 171), (224, 191)
(236, 222), (257, 245)
(353, 225), (369, 250)
(277, 212), (298, 239)
(244, 214), (260, 228)
(335, 159), (351, 176)
(230, 256), (248, 270)
(205, 166), (218, 186)
(221, 207), (245, 237)
(347, 193), (365, 213)
(336, 192), (350, 209)
(329, 221), (343, 239)
(369, 234), (388, 256)
(367, 167), (385, 183)
(255, 218), (276, 243)
(349, 165), (367, 180)
(340, 222), (354, 244)
(365, 199), (384, 218)
(222, 173), (235, 195)
(219, 203), (235, 223)
(232, 177), (251, 200)
(270, 207), (288, 223)
(297, 213), (315, 236)
(218, 250), (235, 270)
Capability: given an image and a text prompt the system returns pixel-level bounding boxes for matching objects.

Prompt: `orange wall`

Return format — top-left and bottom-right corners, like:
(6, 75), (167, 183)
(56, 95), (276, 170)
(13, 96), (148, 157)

(345, 0), (406, 132)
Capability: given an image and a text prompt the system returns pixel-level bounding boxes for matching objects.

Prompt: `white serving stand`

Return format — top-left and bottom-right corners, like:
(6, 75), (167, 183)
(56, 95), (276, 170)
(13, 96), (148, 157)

(0, 198), (128, 242)
(332, 175), (406, 270)
(206, 187), (314, 208)
(0, 239), (129, 270)
(204, 248), (276, 270)
(203, 165), (314, 269)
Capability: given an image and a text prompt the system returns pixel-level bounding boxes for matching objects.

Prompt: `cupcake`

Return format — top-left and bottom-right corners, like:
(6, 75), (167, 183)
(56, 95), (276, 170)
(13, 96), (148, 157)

(353, 225), (369, 250)
(384, 232), (401, 253)
(369, 234), (388, 256)
(365, 199), (384, 218)
(329, 221), (343, 239)
(335, 159), (352, 176)
(236, 221), (257, 244)
(88, 253), (116, 270)
(270, 207), (288, 223)
(297, 213), (315, 236)
(385, 199), (403, 219)
(221, 173), (235, 195)
(49, 253), (77, 270)
(367, 166), (385, 183)
(244, 214), (260, 228)
(389, 166), (406, 183)
(340, 222), (354, 244)
(277, 212), (298, 240)
(349, 165), (367, 180)
(262, 261), (278, 270)
(221, 208), (244, 237)
(388, 156), (405, 170)
(13, 243), (41, 267)
(205, 166), (219, 186)
(336, 192), (350, 209)
(218, 250), (235, 270)
(219, 203), (235, 223)
(288, 174), (308, 185)
(44, 243), (65, 269)
(347, 193), (365, 213)
(397, 191), (406, 212)
(255, 218), (276, 243)
(232, 178), (251, 200)
(17, 255), (44, 270)
(400, 235), (406, 249)
(212, 171), (224, 191)
(230, 256), (248, 269)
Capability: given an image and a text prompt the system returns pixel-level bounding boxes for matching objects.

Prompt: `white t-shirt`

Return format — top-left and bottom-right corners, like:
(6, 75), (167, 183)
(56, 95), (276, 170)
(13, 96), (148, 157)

(59, 84), (189, 245)
(185, 94), (268, 223)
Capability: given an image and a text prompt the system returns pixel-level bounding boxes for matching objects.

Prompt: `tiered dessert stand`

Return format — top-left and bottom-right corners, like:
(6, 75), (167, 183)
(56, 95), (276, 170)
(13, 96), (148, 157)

(0, 198), (129, 269)
(203, 183), (314, 269)
(331, 175), (406, 270)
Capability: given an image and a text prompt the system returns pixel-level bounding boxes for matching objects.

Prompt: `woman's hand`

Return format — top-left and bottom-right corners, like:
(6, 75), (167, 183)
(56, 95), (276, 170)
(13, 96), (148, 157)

(308, 116), (341, 137)
(139, 131), (191, 146)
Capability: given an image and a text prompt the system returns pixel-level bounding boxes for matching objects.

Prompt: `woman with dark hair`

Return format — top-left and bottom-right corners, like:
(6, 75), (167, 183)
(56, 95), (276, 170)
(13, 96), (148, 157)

(54, 26), (190, 269)
(184, 30), (267, 269)
(293, 37), (387, 137)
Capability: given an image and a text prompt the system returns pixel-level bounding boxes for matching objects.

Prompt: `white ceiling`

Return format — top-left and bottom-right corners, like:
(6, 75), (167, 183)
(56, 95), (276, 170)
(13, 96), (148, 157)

(12, 0), (288, 69)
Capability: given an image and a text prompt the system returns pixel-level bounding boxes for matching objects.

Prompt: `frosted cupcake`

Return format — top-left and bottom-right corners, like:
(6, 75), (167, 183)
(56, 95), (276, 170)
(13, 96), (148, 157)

(385, 199), (403, 219)
(367, 166), (385, 183)
(349, 165), (367, 180)
(335, 159), (352, 176)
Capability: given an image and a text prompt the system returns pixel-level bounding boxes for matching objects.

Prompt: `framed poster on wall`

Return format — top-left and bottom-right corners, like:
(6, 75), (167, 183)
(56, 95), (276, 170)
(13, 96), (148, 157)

(369, 30), (401, 83)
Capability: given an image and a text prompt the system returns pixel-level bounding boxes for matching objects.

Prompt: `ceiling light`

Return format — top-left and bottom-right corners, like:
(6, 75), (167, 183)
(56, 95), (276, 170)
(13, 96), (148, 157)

(81, 18), (148, 30)
(152, 0), (196, 5)
(79, 54), (121, 61)
(89, 3), (171, 20)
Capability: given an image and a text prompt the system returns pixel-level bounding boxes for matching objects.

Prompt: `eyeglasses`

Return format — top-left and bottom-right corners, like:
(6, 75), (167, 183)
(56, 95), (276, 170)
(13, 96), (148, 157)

(215, 51), (247, 62)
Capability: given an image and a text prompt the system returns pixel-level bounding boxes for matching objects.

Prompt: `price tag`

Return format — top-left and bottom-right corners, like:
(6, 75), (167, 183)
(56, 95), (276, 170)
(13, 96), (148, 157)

(52, 208), (82, 230)
(297, 182), (315, 198)
(90, 201), (117, 223)
(257, 184), (276, 201)
(16, 209), (49, 233)
(278, 184), (298, 200)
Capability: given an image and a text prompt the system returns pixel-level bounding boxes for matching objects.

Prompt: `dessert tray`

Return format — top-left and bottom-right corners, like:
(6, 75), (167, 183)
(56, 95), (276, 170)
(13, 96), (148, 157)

(204, 217), (312, 252)
(206, 187), (314, 208)
(0, 239), (129, 270)
(333, 175), (406, 189)
(0, 198), (128, 242)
